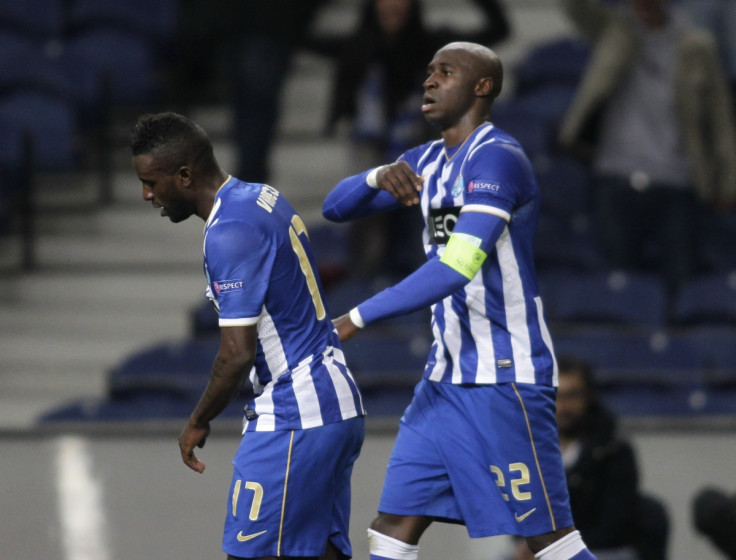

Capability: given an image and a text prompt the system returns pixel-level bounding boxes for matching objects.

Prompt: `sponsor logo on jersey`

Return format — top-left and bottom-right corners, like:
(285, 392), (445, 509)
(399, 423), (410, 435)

(213, 280), (245, 294)
(468, 180), (500, 193)
(428, 206), (460, 245)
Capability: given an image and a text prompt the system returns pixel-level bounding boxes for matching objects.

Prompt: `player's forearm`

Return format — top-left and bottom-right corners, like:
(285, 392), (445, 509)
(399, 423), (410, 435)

(189, 351), (252, 427)
(322, 169), (397, 222)
(355, 258), (469, 325)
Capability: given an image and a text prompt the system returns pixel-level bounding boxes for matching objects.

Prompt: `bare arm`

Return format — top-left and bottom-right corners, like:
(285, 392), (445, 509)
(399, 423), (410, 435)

(179, 325), (256, 473)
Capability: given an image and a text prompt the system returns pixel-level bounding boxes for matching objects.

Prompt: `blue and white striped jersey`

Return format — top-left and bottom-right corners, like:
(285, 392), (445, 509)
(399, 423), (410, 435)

(203, 177), (365, 432)
(408, 123), (557, 386)
(323, 123), (558, 387)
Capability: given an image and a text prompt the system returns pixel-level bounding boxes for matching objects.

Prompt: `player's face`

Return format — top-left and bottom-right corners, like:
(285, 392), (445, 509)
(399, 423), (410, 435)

(555, 370), (589, 436)
(133, 154), (195, 223)
(421, 48), (479, 129)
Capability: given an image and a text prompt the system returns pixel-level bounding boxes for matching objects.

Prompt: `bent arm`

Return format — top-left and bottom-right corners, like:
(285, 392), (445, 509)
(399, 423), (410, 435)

(179, 325), (256, 472)
(322, 169), (403, 222)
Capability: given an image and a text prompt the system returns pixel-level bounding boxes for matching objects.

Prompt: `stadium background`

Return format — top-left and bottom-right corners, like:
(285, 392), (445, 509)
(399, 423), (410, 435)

(1, 0), (734, 559)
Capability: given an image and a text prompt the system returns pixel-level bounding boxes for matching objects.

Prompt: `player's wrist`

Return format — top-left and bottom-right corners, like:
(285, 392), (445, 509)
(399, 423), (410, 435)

(366, 166), (386, 189)
(349, 307), (365, 329)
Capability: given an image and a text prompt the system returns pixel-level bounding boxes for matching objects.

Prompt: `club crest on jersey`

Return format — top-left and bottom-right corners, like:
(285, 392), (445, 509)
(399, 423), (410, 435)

(213, 280), (244, 294)
(451, 175), (465, 197)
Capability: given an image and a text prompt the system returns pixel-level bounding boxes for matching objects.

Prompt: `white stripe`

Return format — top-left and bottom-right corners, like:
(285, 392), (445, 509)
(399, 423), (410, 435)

(291, 355), (323, 429)
(496, 229), (536, 383)
(250, 383), (275, 432)
(461, 204), (510, 222)
(323, 346), (360, 419)
(219, 317), (259, 326)
(439, 297), (464, 384)
(56, 436), (110, 560)
(466, 278), (497, 383)
(535, 296), (558, 386)
(427, 304), (447, 382)
(258, 309), (288, 378)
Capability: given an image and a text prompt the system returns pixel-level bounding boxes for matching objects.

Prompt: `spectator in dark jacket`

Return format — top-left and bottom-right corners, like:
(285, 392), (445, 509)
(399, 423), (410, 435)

(512, 356), (669, 560)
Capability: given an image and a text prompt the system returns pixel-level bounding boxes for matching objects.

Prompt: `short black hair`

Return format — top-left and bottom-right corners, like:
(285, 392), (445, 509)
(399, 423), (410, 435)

(130, 112), (215, 174)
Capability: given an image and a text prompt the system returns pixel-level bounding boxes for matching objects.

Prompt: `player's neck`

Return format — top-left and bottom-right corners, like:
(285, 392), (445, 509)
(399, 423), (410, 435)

(442, 119), (489, 149)
(196, 171), (230, 221)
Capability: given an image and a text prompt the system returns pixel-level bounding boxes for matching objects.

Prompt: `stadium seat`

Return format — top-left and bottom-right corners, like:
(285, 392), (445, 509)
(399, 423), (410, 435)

(68, 0), (178, 45)
(553, 327), (707, 384)
(0, 90), (80, 171)
(544, 271), (667, 327)
(0, 0), (65, 41)
(63, 28), (161, 107)
(671, 272), (736, 326)
(513, 37), (591, 95)
(698, 208), (736, 272)
(341, 330), (429, 385)
(107, 337), (256, 403)
(492, 102), (552, 160)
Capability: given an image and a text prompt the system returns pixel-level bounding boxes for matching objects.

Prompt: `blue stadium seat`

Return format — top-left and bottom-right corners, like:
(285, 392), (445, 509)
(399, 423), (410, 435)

(671, 272), (736, 326)
(341, 331), (429, 384)
(68, 0), (178, 45)
(0, 0), (65, 41)
(513, 37), (591, 94)
(698, 209), (736, 272)
(63, 28), (160, 107)
(0, 90), (80, 171)
(492, 102), (552, 160)
(108, 337), (255, 403)
(544, 271), (667, 327)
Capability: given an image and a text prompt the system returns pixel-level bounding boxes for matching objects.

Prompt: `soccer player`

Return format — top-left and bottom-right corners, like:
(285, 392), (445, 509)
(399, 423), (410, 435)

(131, 112), (366, 560)
(322, 43), (597, 560)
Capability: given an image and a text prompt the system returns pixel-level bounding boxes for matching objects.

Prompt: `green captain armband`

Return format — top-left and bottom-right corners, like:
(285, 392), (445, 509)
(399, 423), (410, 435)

(440, 233), (487, 280)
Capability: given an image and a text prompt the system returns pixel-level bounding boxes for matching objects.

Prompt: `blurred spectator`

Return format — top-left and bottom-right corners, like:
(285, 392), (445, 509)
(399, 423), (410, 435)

(171, 0), (329, 183)
(692, 486), (736, 559)
(307, 0), (510, 279)
(558, 0), (736, 315)
(675, 0), (736, 104)
(511, 356), (668, 560)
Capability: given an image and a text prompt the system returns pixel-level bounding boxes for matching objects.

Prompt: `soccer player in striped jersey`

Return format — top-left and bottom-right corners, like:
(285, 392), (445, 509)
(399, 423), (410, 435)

(323, 43), (596, 560)
(131, 112), (365, 560)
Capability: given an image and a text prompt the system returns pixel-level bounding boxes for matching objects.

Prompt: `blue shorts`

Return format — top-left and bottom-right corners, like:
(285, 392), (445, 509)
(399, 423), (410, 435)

(223, 416), (365, 558)
(378, 380), (572, 538)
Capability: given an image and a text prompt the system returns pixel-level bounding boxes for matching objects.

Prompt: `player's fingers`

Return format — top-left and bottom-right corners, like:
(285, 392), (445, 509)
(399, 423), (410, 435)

(383, 172), (419, 205)
(182, 449), (206, 473)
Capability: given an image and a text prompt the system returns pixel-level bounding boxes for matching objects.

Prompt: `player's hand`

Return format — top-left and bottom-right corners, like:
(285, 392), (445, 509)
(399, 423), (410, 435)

(179, 420), (210, 473)
(376, 162), (423, 206)
(333, 313), (361, 342)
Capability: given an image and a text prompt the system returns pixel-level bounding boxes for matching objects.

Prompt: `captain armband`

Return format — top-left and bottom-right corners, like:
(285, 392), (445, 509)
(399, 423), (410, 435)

(439, 233), (488, 280)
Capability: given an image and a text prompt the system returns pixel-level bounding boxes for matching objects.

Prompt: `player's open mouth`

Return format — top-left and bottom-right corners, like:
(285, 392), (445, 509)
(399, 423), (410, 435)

(421, 95), (436, 112)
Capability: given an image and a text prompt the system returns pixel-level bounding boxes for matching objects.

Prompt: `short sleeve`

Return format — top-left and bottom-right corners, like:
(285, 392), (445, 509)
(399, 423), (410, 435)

(463, 141), (532, 217)
(205, 219), (276, 325)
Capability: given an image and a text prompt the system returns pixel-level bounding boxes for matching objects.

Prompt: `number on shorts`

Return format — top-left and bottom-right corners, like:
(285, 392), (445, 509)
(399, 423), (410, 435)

(490, 462), (532, 502)
(232, 480), (264, 520)
(289, 215), (326, 321)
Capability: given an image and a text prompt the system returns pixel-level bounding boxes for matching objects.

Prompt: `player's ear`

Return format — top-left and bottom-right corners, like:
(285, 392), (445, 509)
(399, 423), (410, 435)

(475, 77), (493, 98)
(177, 165), (193, 188)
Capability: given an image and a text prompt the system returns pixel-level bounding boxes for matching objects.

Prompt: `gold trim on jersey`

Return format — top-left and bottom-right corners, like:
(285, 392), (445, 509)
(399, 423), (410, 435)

(277, 430), (296, 556)
(511, 383), (556, 531)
